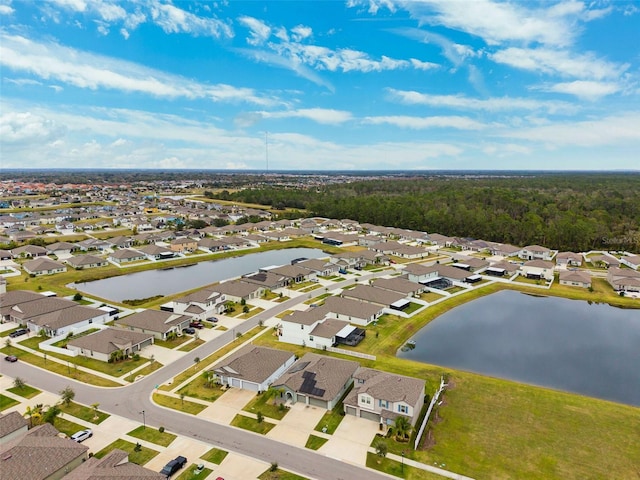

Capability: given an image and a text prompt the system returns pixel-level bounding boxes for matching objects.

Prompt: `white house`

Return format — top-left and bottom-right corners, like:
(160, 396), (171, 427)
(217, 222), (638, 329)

(520, 260), (555, 282)
(620, 255), (640, 271)
(519, 245), (555, 261)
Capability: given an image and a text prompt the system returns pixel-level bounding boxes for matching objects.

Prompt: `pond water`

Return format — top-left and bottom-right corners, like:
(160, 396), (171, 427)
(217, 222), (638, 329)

(74, 248), (328, 302)
(398, 290), (640, 406)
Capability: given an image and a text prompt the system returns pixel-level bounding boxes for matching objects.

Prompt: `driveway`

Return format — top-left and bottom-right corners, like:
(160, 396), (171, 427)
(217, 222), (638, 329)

(143, 436), (210, 472)
(199, 388), (256, 424)
(266, 402), (326, 447)
(211, 452), (269, 480)
(319, 415), (381, 465)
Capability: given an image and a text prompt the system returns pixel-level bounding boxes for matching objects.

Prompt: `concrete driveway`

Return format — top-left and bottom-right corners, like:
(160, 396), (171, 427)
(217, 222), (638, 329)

(143, 436), (210, 472)
(199, 388), (256, 424)
(319, 416), (381, 465)
(210, 451), (269, 480)
(266, 402), (326, 447)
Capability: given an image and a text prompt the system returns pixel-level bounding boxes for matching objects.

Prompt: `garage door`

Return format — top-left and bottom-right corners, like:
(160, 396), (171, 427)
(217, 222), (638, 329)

(242, 381), (259, 392)
(309, 397), (327, 408)
(231, 378), (242, 388)
(296, 394), (307, 404)
(345, 406), (357, 416)
(360, 409), (381, 422)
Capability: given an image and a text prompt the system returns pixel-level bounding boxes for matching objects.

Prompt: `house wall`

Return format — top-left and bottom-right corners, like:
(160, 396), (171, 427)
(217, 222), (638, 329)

(519, 266), (554, 281)
(278, 320), (319, 346)
(620, 257), (640, 270)
(27, 312), (111, 338)
(328, 311), (377, 326)
(559, 279), (591, 288)
(406, 271), (438, 283)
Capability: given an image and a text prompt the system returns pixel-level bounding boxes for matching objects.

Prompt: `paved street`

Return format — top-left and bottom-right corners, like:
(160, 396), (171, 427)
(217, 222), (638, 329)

(1, 270), (395, 480)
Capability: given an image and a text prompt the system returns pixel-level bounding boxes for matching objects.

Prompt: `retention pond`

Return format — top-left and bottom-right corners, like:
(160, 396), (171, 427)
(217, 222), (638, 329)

(398, 290), (640, 406)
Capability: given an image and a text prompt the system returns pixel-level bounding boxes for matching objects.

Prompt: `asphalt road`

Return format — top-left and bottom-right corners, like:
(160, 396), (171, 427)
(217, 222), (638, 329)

(2, 270), (394, 480)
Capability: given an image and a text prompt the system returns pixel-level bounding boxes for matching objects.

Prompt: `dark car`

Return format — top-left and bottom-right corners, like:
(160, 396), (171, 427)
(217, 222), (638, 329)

(189, 321), (204, 329)
(4, 355), (18, 362)
(182, 327), (195, 335)
(9, 328), (28, 338)
(160, 456), (187, 478)
(206, 317), (219, 323)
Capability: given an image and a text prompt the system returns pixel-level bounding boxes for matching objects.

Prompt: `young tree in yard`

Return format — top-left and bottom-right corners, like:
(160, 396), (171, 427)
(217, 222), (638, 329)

(180, 393), (185, 406)
(60, 386), (75, 406)
(24, 404), (43, 427)
(193, 357), (200, 369)
(373, 437), (388, 458)
(91, 403), (100, 420)
(42, 403), (61, 425)
(394, 416), (412, 442)
(13, 377), (26, 390)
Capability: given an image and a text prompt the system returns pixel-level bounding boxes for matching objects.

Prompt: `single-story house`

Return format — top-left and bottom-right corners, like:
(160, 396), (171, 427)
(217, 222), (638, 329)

(11, 245), (48, 258)
(63, 448), (165, 480)
(7, 295), (77, 326)
(341, 284), (407, 308)
(484, 260), (520, 277)
(108, 249), (146, 264)
(0, 411), (28, 443)
(67, 327), (154, 362)
(556, 252), (583, 267)
(241, 271), (290, 290)
(115, 310), (192, 340)
(45, 241), (77, 256)
(137, 244), (176, 260)
(371, 277), (424, 297)
(559, 270), (592, 288)
(520, 260), (555, 282)
(322, 295), (384, 326)
(262, 264), (316, 284)
(607, 267), (640, 292)
(620, 255), (640, 271)
(26, 304), (111, 338)
(211, 345), (296, 392)
(343, 367), (425, 426)
(0, 290), (46, 322)
(296, 258), (340, 277)
(589, 254), (620, 268)
(23, 257), (67, 276)
(272, 353), (360, 409)
(0, 423), (89, 480)
(211, 280), (264, 303)
(66, 254), (109, 269)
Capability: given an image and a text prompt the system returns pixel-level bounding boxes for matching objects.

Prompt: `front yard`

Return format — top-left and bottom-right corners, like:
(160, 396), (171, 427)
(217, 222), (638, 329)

(242, 389), (289, 420)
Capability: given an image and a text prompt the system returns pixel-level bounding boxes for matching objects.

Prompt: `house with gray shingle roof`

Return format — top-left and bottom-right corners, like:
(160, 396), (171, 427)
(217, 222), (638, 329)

(559, 270), (592, 288)
(272, 353), (359, 409)
(0, 423), (88, 480)
(67, 327), (154, 362)
(108, 248), (146, 264)
(321, 296), (384, 326)
(23, 257), (67, 276)
(343, 367), (425, 426)
(66, 254), (109, 269)
(0, 412), (29, 443)
(607, 267), (640, 292)
(211, 345), (296, 392)
(211, 280), (263, 303)
(63, 448), (164, 479)
(26, 304), (111, 338)
(172, 287), (226, 319)
(341, 284), (407, 308)
(115, 309), (191, 340)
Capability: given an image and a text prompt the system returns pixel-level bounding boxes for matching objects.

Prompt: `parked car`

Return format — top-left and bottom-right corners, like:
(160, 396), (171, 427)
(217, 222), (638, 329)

(206, 317), (218, 323)
(160, 456), (187, 478)
(182, 327), (196, 335)
(70, 429), (93, 442)
(9, 328), (28, 338)
(4, 355), (18, 362)
(189, 321), (204, 329)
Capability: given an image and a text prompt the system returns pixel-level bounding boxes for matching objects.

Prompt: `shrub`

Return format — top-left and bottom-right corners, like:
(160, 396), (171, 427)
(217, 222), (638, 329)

(270, 462), (278, 472)
(159, 426), (165, 433)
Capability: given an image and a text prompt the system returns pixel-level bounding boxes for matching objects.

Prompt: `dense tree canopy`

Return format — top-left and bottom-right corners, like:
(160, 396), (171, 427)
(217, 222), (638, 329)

(221, 174), (640, 253)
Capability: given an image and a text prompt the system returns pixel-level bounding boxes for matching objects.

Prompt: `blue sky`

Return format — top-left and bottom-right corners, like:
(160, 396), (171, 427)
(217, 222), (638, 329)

(1, 0), (639, 171)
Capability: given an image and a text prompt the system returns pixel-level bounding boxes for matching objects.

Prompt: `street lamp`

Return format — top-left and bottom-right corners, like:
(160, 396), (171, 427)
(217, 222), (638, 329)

(140, 410), (146, 430)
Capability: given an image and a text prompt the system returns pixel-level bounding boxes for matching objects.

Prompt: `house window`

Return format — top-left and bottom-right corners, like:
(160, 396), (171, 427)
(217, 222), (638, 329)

(309, 336), (314, 342)
(362, 396), (371, 405)
(398, 404), (408, 414)
(379, 399), (388, 408)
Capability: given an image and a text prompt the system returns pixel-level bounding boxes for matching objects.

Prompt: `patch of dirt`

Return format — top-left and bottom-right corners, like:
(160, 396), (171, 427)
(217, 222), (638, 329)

(432, 410), (443, 424)
(420, 428), (436, 450)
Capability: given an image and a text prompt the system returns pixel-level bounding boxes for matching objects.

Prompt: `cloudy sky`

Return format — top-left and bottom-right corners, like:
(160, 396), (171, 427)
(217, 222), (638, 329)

(1, 0), (639, 170)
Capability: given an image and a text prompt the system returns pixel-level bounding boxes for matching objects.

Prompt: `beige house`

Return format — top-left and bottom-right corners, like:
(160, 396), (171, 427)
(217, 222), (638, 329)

(63, 449), (164, 479)
(170, 237), (198, 253)
(23, 257), (67, 276)
(67, 327), (154, 362)
(559, 270), (592, 288)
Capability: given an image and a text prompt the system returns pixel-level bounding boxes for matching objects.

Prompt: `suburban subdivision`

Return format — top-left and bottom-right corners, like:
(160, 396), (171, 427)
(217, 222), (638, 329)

(1, 174), (639, 480)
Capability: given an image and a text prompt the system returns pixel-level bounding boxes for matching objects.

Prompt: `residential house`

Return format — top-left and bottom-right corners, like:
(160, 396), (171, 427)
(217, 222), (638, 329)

(344, 367), (425, 426)
(63, 448), (164, 480)
(272, 353), (359, 409)
(23, 258), (67, 276)
(0, 249), (13, 260)
(108, 249), (146, 264)
(45, 241), (77, 256)
(589, 254), (620, 268)
(484, 260), (520, 277)
(556, 252), (583, 267)
(211, 280), (263, 303)
(371, 277), (424, 297)
(278, 307), (329, 347)
(341, 284), (407, 308)
(66, 254), (109, 270)
(296, 258), (340, 277)
(241, 271), (290, 290)
(0, 412), (29, 444)
(0, 423), (88, 480)
(211, 345), (296, 392)
(67, 327), (154, 362)
(519, 245), (555, 261)
(425, 232), (454, 247)
(11, 245), (47, 258)
(607, 267), (640, 292)
(520, 260), (555, 282)
(262, 264), (316, 284)
(171, 287), (226, 319)
(369, 241), (428, 259)
(620, 255), (640, 271)
(137, 244), (176, 260)
(170, 237), (198, 253)
(322, 295), (385, 326)
(115, 310), (192, 340)
(26, 304), (111, 337)
(0, 290), (45, 322)
(559, 270), (592, 288)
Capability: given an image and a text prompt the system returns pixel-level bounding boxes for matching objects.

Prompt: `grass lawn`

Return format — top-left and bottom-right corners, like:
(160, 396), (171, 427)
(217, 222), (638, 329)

(444, 286), (467, 294)
(0, 347), (120, 387)
(512, 276), (549, 286)
(242, 389), (289, 420)
(178, 338), (205, 352)
(178, 377), (226, 402)
(124, 360), (164, 382)
(154, 335), (191, 349)
(402, 302), (423, 315)
(59, 401), (110, 424)
(259, 469), (310, 480)
(175, 464), (212, 480)
(305, 434), (328, 450)
(200, 447), (228, 464)
(151, 393), (207, 415)
(230, 414), (276, 435)
(314, 385), (352, 435)
(0, 326), (21, 337)
(7, 384), (41, 398)
(52, 417), (85, 437)
(366, 452), (442, 480)
(0, 394), (19, 411)
(419, 292), (445, 303)
(94, 439), (160, 466)
(238, 306), (265, 319)
(127, 425), (177, 447)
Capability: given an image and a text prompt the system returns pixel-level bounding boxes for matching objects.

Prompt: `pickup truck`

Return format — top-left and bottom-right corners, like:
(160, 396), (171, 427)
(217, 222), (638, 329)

(160, 456), (187, 478)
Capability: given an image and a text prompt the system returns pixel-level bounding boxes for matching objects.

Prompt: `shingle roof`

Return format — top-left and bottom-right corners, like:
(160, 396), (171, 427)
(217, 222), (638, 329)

(212, 280), (261, 299)
(349, 367), (425, 406)
(310, 318), (350, 338)
(321, 296), (383, 319)
(30, 305), (105, 330)
(66, 254), (107, 267)
(9, 296), (76, 321)
(115, 310), (190, 334)
(23, 257), (66, 273)
(371, 277), (423, 295)
(63, 448), (164, 479)
(342, 284), (406, 306)
(281, 308), (326, 326)
(68, 327), (154, 355)
(0, 412), (28, 439)
(212, 345), (295, 384)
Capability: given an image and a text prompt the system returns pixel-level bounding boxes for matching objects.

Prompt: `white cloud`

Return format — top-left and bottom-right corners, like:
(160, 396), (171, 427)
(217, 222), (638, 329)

(258, 108), (353, 125)
(535, 80), (622, 100)
(363, 115), (485, 130)
(238, 15), (271, 45)
(149, 1), (233, 38)
(291, 24), (312, 41)
(0, 4), (14, 15)
(386, 89), (576, 114)
(0, 32), (277, 106)
(391, 27), (475, 68)
(0, 111), (65, 144)
(491, 47), (628, 80)
(409, 58), (439, 70)
(502, 112), (640, 147)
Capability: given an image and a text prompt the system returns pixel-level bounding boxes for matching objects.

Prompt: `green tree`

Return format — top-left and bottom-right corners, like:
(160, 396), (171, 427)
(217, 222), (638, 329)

(394, 416), (412, 442)
(59, 386), (75, 406)
(13, 377), (26, 390)
(373, 437), (388, 457)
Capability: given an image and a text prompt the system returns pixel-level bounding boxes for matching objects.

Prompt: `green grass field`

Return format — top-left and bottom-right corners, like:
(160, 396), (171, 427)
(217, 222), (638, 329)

(0, 394), (19, 411)
(230, 414), (276, 435)
(127, 425), (177, 447)
(200, 447), (228, 464)
(94, 439), (160, 465)
(6, 384), (41, 398)
(59, 401), (110, 424)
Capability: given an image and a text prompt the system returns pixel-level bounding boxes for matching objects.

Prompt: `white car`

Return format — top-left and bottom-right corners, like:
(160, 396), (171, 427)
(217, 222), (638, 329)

(71, 429), (93, 442)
